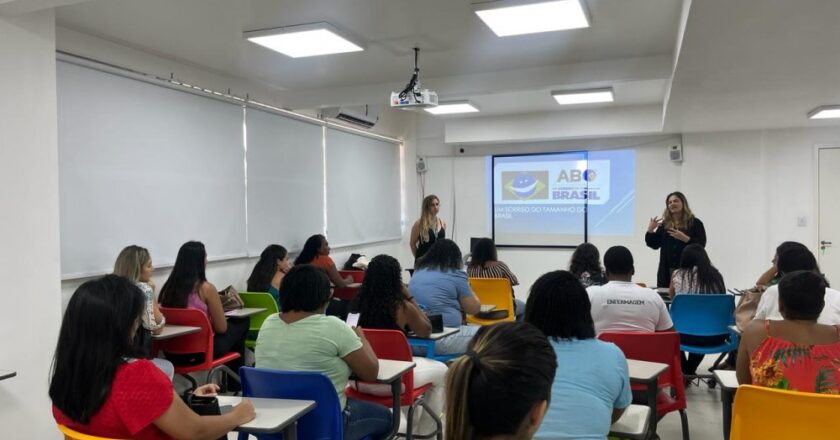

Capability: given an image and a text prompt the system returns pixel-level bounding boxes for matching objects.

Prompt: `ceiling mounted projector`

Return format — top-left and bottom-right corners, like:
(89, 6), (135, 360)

(391, 48), (438, 109)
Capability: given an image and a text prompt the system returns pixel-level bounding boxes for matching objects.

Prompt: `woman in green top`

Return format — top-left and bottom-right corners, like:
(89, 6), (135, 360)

(255, 265), (390, 440)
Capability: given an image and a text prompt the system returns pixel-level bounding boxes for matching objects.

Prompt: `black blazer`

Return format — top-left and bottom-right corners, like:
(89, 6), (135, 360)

(645, 218), (706, 288)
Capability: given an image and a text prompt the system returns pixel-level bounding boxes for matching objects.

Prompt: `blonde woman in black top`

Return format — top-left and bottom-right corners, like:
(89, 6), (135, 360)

(645, 191), (707, 288)
(410, 195), (447, 264)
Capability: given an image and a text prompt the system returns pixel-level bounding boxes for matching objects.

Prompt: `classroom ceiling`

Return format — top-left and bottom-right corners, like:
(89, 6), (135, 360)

(55, 0), (680, 116)
(53, 0), (840, 136)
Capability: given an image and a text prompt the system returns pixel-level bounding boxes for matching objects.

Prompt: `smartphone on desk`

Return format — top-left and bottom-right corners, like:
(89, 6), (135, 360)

(346, 312), (360, 327)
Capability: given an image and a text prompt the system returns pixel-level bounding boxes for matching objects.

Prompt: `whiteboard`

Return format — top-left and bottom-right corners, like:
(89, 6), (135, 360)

(246, 108), (325, 254)
(325, 128), (402, 247)
(57, 61), (247, 277)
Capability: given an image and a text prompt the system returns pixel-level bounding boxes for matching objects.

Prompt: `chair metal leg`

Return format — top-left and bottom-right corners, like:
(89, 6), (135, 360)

(208, 365), (241, 386)
(405, 402), (416, 440)
(179, 373), (198, 392)
(679, 409), (690, 440)
(418, 399), (443, 440)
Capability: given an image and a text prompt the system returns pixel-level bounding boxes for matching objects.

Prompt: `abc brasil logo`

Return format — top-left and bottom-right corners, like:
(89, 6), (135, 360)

(504, 171), (548, 200)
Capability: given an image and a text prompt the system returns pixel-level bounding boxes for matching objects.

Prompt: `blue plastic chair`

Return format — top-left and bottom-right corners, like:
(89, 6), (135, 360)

(236, 367), (344, 440)
(670, 294), (740, 385)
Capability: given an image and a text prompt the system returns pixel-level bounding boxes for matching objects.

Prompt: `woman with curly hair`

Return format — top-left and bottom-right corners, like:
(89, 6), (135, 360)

(568, 243), (607, 288)
(354, 254), (447, 436)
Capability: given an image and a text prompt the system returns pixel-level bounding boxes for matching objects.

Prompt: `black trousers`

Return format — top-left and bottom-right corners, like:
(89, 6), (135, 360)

(680, 333), (729, 375)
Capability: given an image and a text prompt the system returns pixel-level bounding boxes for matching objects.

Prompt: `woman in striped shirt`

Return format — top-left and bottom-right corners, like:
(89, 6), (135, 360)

(467, 238), (525, 320)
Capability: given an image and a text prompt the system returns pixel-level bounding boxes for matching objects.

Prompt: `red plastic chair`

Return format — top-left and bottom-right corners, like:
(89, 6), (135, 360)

(598, 331), (689, 440)
(345, 329), (442, 440)
(333, 270), (365, 300)
(156, 307), (241, 391)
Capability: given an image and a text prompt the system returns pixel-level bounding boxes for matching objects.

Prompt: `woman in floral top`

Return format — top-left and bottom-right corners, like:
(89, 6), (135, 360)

(737, 270), (840, 394)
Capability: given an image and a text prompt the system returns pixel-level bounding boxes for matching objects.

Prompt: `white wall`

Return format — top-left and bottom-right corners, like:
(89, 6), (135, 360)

(56, 28), (421, 305)
(0, 9), (62, 439)
(416, 113), (840, 298)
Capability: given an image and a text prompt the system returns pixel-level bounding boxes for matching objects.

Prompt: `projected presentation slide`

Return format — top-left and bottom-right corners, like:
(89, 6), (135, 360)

(492, 149), (635, 247)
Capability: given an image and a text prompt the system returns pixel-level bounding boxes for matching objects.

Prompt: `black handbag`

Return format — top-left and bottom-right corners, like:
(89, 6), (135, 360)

(182, 392), (221, 416)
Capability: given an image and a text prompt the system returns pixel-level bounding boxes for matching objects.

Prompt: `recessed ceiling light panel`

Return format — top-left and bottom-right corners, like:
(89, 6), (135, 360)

(474, 0), (590, 37)
(424, 101), (481, 115)
(808, 106), (840, 119)
(552, 88), (614, 105)
(244, 22), (364, 58)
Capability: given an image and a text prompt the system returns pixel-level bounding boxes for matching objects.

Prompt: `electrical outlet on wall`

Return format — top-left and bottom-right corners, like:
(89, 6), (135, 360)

(797, 216), (808, 227)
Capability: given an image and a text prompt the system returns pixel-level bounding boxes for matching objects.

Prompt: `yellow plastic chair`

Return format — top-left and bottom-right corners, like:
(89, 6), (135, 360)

(466, 278), (515, 325)
(239, 291), (280, 350)
(57, 425), (125, 440)
(730, 385), (840, 439)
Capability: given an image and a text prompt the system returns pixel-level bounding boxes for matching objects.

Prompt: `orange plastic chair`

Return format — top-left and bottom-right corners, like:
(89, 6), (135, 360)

(730, 385), (840, 439)
(598, 331), (689, 440)
(156, 307), (241, 390)
(57, 425), (125, 440)
(466, 278), (514, 325)
(345, 329), (442, 440)
(334, 270), (365, 300)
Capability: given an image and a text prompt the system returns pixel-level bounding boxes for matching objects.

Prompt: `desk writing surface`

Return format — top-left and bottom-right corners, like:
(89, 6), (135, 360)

(153, 325), (200, 340)
(626, 359), (668, 382)
(479, 304), (497, 313)
(610, 404), (650, 436)
(376, 359), (415, 383)
(217, 396), (316, 433)
(423, 327), (459, 340)
(225, 307), (267, 318)
(713, 370), (739, 389)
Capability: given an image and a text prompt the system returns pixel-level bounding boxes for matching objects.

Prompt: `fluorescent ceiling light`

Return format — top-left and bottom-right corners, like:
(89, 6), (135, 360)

(244, 22), (364, 58)
(474, 0), (589, 37)
(424, 101), (480, 115)
(552, 88), (614, 105)
(808, 106), (840, 119)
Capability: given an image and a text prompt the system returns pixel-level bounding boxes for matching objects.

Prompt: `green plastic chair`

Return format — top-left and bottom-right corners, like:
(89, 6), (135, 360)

(238, 291), (280, 350)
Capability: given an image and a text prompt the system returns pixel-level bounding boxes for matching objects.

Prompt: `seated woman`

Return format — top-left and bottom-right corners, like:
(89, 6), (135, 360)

(294, 234), (353, 288)
(737, 270), (840, 393)
(113, 245), (172, 377)
(466, 237), (525, 320)
(668, 244), (728, 375)
(408, 239), (481, 355)
(246, 244), (290, 306)
(51, 275), (254, 440)
(354, 254), (447, 435)
(525, 271), (631, 439)
(159, 241), (249, 389)
(255, 265), (391, 440)
(754, 241), (807, 289)
(445, 321), (556, 440)
(568, 243), (608, 288)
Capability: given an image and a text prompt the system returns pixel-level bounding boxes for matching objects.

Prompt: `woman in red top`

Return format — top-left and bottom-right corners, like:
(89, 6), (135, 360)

(737, 270), (840, 393)
(294, 234), (353, 288)
(50, 275), (254, 439)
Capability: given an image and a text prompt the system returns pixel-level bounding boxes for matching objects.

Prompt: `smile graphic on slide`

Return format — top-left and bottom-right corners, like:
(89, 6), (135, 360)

(503, 171), (548, 200)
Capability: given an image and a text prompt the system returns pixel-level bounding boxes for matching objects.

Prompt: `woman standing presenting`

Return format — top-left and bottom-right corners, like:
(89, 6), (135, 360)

(645, 191), (706, 288)
(410, 195), (447, 264)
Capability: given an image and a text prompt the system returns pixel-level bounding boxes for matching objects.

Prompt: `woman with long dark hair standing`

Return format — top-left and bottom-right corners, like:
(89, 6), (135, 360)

(410, 195), (446, 264)
(247, 244), (290, 305)
(51, 275), (254, 439)
(159, 241), (249, 388)
(645, 191), (707, 288)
